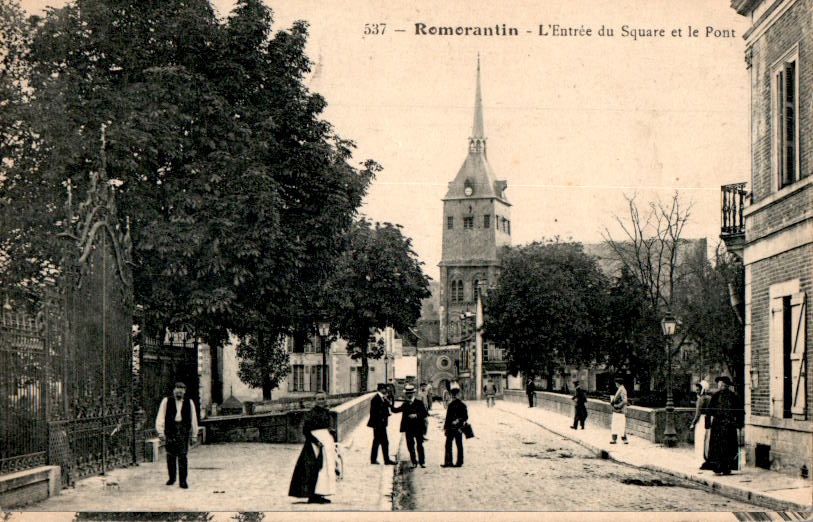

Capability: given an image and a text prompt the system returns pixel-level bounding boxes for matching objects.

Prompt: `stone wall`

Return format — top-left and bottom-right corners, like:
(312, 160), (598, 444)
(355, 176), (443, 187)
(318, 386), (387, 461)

(504, 390), (695, 444)
(201, 392), (375, 444)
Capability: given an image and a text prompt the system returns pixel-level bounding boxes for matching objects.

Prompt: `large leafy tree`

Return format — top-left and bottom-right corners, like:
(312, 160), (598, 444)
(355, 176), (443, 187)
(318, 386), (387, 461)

(674, 244), (744, 386)
(602, 265), (660, 385)
(0, 0), (375, 400)
(327, 219), (431, 392)
(483, 240), (609, 388)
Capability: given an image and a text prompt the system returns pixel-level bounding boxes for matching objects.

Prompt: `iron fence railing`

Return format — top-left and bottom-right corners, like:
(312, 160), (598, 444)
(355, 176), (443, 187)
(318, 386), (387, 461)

(721, 182), (748, 238)
(0, 311), (49, 475)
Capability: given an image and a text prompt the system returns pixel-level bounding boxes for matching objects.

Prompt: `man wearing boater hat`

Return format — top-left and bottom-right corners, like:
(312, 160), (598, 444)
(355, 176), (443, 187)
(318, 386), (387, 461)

(156, 381), (198, 488)
(705, 376), (744, 475)
(441, 382), (468, 467)
(391, 384), (429, 468)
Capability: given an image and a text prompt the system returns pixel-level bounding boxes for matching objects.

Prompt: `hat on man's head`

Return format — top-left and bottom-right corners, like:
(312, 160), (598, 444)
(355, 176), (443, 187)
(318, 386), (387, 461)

(614, 377), (625, 384)
(174, 381), (186, 389)
(404, 384), (416, 393)
(377, 383), (387, 391)
(715, 375), (733, 385)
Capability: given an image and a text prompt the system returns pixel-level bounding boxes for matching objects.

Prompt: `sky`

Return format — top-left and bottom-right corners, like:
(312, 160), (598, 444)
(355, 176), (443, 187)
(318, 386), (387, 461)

(20, 0), (752, 281)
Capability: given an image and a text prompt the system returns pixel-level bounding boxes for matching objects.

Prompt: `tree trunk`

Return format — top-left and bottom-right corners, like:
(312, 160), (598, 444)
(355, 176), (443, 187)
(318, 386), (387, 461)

(258, 329), (272, 400)
(210, 337), (223, 404)
(360, 344), (369, 393)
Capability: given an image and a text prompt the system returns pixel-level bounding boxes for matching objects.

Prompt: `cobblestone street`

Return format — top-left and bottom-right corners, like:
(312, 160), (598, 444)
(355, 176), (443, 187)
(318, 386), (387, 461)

(31, 419), (400, 512)
(396, 402), (763, 512)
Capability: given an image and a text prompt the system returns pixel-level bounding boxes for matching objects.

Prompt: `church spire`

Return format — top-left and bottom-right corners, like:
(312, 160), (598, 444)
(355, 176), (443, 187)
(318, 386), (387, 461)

(469, 54), (486, 155)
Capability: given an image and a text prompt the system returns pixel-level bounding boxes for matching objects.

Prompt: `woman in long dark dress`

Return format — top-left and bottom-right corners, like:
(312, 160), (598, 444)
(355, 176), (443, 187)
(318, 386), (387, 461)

(289, 393), (335, 503)
(705, 376), (743, 475)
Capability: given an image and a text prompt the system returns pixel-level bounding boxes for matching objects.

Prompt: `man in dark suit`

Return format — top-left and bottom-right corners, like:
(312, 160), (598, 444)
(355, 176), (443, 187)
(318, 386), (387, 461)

(155, 382), (198, 489)
(368, 383), (395, 465)
(526, 378), (536, 408)
(571, 380), (588, 429)
(441, 382), (468, 468)
(391, 384), (429, 468)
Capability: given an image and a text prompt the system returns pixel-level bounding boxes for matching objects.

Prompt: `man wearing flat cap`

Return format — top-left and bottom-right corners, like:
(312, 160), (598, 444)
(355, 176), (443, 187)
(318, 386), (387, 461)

(368, 382), (395, 465)
(705, 376), (744, 475)
(156, 381), (198, 488)
(391, 384), (429, 468)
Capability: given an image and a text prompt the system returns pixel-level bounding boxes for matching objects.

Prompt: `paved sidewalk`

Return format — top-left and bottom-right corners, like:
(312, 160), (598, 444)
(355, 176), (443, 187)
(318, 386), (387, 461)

(29, 418), (400, 512)
(497, 400), (813, 512)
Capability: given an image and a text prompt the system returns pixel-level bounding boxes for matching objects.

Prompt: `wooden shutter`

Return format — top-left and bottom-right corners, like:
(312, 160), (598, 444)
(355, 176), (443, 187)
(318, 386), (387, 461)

(770, 297), (785, 417)
(790, 293), (807, 416)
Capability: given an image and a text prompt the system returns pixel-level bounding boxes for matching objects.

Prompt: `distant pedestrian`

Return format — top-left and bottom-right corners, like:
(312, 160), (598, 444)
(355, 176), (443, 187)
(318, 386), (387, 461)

(609, 377), (628, 444)
(155, 382), (198, 489)
(706, 376), (744, 475)
(368, 383), (395, 465)
(391, 384), (429, 468)
(484, 379), (497, 407)
(690, 380), (713, 470)
(571, 380), (587, 430)
(526, 378), (536, 408)
(441, 382), (468, 467)
(425, 382), (433, 411)
(289, 392), (337, 503)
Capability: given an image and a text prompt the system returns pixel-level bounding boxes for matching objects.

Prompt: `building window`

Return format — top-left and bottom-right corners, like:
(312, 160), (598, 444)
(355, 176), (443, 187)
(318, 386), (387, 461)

(773, 49), (800, 189)
(447, 216), (454, 229)
(769, 285), (806, 418)
(293, 365), (305, 392)
(483, 215), (490, 229)
(463, 216), (474, 229)
(507, 220), (511, 235)
(450, 280), (464, 304)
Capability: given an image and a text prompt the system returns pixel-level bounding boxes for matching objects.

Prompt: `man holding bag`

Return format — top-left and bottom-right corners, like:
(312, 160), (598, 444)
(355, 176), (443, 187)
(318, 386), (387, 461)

(441, 382), (468, 468)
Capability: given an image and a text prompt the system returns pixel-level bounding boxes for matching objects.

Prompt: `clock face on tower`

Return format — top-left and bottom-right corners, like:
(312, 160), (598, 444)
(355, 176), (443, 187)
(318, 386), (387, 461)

(464, 185), (473, 196)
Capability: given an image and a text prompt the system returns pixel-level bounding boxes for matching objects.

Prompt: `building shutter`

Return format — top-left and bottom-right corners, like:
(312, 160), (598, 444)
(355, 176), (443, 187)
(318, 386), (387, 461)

(790, 293), (807, 417)
(288, 366), (293, 392)
(770, 297), (785, 417)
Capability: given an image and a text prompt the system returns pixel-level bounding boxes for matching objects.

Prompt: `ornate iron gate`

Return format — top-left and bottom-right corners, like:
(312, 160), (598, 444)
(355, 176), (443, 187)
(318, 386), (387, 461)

(49, 125), (136, 483)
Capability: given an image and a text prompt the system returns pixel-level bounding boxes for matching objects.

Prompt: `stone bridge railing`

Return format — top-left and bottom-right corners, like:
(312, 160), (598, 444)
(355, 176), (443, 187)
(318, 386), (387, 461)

(504, 390), (696, 445)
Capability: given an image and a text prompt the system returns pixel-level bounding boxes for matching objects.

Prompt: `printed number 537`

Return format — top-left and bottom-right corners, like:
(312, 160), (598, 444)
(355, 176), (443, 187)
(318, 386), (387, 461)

(364, 23), (386, 35)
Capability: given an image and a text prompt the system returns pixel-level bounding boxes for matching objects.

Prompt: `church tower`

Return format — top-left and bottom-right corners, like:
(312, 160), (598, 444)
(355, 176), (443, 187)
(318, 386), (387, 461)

(439, 57), (511, 345)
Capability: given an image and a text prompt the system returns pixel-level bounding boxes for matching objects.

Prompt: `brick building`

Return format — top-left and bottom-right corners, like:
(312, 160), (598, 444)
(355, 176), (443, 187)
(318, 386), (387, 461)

(437, 58), (511, 394)
(722, 0), (811, 474)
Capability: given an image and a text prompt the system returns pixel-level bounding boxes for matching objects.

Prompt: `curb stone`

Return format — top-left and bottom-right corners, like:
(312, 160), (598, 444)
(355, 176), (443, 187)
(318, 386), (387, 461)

(498, 405), (812, 513)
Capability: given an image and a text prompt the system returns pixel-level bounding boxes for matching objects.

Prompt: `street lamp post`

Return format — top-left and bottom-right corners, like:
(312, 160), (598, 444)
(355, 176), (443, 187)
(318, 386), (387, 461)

(318, 320), (330, 394)
(661, 311), (678, 447)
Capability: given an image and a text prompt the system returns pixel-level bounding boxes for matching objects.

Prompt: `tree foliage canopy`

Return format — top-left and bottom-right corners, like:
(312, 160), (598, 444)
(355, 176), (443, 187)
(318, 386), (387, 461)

(0, 0), (375, 362)
(483, 241), (609, 381)
(326, 218), (431, 391)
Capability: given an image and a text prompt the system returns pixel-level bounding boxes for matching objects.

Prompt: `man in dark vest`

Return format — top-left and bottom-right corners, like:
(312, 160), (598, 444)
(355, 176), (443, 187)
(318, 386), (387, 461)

(156, 382), (198, 488)
(441, 382), (468, 468)
(391, 384), (429, 468)
(368, 383), (395, 465)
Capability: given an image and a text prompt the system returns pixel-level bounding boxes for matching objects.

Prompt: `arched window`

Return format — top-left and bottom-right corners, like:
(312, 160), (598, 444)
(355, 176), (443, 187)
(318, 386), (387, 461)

(450, 280), (464, 304)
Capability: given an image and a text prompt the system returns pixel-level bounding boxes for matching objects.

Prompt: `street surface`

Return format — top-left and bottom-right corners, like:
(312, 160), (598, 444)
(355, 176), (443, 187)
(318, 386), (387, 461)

(397, 401), (763, 511)
(27, 400), (768, 513)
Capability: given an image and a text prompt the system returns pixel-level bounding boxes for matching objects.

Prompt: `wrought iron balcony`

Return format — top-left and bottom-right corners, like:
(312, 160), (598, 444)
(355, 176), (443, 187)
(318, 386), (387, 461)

(720, 182), (747, 257)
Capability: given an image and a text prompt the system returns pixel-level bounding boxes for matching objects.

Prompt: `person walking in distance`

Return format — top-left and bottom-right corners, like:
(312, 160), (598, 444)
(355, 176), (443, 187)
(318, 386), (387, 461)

(571, 380), (588, 430)
(609, 377), (628, 444)
(705, 376), (744, 475)
(425, 382), (433, 412)
(441, 382), (468, 468)
(484, 379), (497, 408)
(391, 384), (429, 468)
(155, 382), (198, 489)
(526, 378), (536, 408)
(690, 380), (713, 470)
(368, 383), (395, 465)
